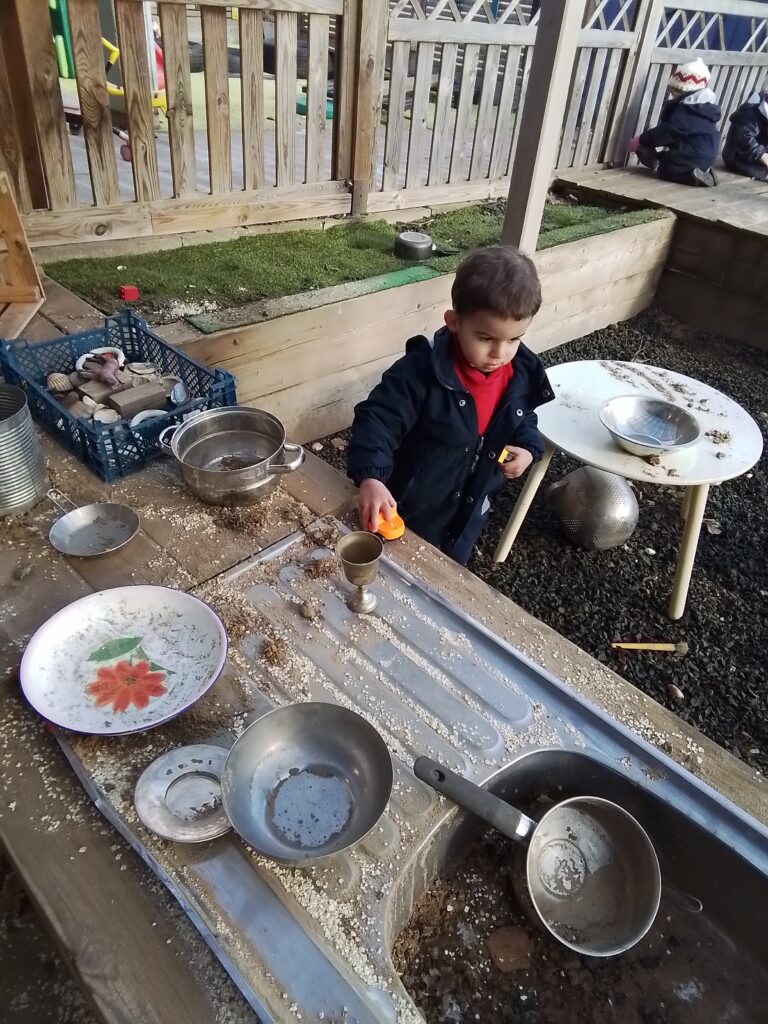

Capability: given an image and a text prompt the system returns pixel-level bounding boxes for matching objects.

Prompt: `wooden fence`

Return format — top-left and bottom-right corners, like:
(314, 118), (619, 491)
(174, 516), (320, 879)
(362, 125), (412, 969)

(367, 0), (648, 212)
(612, 0), (768, 162)
(1, 0), (768, 248)
(0, 0), (359, 248)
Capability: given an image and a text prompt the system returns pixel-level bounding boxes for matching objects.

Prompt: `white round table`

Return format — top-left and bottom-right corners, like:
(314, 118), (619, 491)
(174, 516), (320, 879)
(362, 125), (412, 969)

(493, 360), (763, 619)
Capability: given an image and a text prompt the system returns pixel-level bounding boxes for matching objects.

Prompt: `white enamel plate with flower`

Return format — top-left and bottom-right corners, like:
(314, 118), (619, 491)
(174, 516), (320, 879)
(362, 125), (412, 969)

(21, 586), (228, 735)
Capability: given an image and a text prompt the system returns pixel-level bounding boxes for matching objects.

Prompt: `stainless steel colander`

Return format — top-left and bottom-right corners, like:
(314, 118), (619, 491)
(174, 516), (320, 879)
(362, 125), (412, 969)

(546, 467), (638, 550)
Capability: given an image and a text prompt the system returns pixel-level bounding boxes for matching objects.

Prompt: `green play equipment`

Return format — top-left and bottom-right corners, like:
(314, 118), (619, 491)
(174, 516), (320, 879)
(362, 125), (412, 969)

(49, 0), (75, 79)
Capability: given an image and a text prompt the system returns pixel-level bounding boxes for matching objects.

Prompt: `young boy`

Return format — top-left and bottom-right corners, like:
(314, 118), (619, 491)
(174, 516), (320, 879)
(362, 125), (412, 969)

(628, 59), (721, 187)
(346, 245), (553, 565)
(723, 86), (768, 180)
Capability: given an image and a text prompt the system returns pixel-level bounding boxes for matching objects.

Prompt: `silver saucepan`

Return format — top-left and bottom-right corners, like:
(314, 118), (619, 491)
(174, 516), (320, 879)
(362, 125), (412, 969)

(159, 406), (305, 506)
(414, 757), (661, 957)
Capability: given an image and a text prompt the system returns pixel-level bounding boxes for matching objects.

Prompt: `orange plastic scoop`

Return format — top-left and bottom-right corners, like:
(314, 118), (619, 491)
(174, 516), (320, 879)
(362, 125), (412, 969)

(375, 507), (405, 541)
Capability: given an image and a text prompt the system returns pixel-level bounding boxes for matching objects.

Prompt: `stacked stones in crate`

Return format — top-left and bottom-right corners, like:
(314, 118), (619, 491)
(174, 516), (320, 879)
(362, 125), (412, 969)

(45, 348), (185, 428)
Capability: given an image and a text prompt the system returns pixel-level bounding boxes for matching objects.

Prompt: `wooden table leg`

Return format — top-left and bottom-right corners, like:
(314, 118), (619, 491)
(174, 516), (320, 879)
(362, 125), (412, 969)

(493, 442), (554, 563)
(669, 482), (710, 620)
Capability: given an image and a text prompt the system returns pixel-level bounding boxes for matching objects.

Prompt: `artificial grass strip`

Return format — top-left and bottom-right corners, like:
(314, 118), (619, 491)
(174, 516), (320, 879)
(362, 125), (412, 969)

(46, 201), (665, 320)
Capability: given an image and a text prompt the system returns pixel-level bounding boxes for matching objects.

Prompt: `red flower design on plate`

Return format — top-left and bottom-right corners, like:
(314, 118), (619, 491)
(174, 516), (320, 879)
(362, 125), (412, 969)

(86, 659), (167, 713)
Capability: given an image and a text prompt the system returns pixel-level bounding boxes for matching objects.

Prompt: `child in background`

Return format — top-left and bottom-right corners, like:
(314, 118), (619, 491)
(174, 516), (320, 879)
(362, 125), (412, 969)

(346, 246), (553, 565)
(723, 85), (768, 179)
(629, 58), (721, 187)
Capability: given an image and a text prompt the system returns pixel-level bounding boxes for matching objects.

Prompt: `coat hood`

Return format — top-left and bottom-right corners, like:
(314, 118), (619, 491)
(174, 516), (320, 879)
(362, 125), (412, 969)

(678, 88), (721, 122)
(737, 91), (768, 122)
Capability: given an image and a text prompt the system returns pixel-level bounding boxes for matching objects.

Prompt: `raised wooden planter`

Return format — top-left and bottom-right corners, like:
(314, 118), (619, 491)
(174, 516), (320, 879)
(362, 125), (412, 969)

(657, 218), (767, 352)
(180, 215), (675, 441)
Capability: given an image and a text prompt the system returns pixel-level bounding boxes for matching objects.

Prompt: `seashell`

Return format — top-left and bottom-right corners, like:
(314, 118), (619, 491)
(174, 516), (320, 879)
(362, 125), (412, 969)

(69, 400), (93, 420)
(47, 372), (73, 393)
(170, 381), (188, 405)
(128, 362), (160, 375)
(93, 406), (120, 424)
(80, 395), (99, 410)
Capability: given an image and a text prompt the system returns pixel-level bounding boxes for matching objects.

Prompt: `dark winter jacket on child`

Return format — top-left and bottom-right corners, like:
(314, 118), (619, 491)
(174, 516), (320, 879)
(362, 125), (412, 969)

(347, 325), (553, 564)
(723, 94), (768, 180)
(639, 88), (721, 182)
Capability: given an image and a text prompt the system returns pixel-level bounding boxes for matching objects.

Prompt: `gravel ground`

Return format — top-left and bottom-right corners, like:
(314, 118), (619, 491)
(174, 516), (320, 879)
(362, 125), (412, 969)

(312, 308), (768, 773)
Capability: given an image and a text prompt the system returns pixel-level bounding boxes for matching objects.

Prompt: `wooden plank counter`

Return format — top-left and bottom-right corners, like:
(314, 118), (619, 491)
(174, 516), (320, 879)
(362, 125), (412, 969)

(1, 438), (765, 1023)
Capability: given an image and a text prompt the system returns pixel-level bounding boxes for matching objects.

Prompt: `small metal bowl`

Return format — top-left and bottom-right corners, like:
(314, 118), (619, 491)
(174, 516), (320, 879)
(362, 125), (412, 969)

(599, 395), (700, 457)
(221, 703), (393, 863)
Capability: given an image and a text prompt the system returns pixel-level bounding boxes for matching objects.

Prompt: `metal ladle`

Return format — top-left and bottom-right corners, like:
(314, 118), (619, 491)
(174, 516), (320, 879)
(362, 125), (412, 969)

(415, 757), (661, 957)
(336, 531), (383, 613)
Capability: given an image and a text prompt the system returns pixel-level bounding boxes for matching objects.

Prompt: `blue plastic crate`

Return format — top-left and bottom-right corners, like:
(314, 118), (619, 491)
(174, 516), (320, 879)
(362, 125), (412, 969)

(0, 309), (237, 483)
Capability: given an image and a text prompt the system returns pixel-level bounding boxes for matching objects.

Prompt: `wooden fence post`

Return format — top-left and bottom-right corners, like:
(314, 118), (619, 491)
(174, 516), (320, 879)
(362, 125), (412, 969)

(606, 0), (665, 166)
(0, 0), (48, 210)
(501, 0), (587, 253)
(13, 0), (78, 210)
(351, 0), (388, 215)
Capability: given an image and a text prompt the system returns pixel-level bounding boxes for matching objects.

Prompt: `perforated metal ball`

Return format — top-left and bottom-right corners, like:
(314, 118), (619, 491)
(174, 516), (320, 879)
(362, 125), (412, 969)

(546, 467), (639, 550)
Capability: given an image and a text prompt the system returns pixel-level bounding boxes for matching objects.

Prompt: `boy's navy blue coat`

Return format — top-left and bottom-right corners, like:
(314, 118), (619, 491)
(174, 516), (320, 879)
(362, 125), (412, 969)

(347, 326), (553, 563)
(639, 88), (721, 181)
(723, 96), (768, 180)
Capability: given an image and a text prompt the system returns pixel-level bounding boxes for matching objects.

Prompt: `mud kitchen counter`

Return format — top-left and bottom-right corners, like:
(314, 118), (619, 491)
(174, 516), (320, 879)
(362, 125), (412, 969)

(1, 434), (766, 1024)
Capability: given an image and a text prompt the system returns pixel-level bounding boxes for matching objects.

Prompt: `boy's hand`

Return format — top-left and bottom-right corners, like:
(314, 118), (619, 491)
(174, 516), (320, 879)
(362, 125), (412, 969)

(628, 136), (641, 153)
(358, 478), (397, 532)
(499, 447), (533, 480)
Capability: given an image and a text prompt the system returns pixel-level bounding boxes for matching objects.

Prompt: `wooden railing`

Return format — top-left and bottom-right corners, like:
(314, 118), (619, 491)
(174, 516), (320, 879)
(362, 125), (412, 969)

(2, 0), (768, 247)
(0, 0), (358, 248)
(357, 0), (648, 211)
(612, 0), (768, 161)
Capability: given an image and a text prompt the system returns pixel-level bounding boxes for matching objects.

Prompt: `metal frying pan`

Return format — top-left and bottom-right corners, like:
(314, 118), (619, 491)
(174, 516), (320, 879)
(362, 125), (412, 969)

(47, 489), (139, 557)
(414, 757), (661, 957)
(221, 702), (393, 863)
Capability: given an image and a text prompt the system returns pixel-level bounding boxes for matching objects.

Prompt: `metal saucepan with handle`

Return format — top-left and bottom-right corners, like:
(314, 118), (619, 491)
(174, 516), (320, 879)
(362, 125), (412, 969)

(414, 757), (661, 957)
(47, 489), (139, 557)
(159, 406), (305, 506)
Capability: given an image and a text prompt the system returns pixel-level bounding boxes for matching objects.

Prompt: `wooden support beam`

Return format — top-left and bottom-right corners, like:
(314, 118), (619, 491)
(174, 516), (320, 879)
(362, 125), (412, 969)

(0, 1), (47, 209)
(501, 0), (588, 253)
(0, 21), (32, 212)
(0, 284), (41, 303)
(0, 172), (42, 293)
(13, 0), (78, 210)
(351, 0), (388, 214)
(0, 169), (44, 337)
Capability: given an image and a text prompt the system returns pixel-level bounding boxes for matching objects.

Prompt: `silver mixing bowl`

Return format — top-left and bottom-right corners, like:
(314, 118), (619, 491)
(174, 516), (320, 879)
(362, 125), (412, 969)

(599, 395), (700, 457)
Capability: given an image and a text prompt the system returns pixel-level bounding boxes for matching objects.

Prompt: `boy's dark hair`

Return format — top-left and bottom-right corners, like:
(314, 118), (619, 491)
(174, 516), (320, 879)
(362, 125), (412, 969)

(451, 245), (542, 320)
